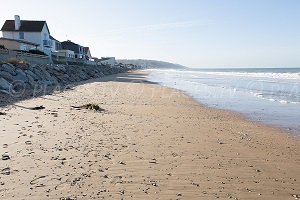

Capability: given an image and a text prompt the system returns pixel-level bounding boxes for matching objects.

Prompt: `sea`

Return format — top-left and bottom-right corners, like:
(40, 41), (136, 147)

(147, 68), (300, 135)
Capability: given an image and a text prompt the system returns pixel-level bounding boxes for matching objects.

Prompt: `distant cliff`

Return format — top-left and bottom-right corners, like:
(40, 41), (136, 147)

(117, 59), (186, 69)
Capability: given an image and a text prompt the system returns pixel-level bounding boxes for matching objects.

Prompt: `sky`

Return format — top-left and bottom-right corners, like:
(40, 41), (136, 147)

(0, 0), (300, 68)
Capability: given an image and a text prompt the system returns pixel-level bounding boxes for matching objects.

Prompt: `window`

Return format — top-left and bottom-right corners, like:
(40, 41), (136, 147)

(19, 32), (24, 39)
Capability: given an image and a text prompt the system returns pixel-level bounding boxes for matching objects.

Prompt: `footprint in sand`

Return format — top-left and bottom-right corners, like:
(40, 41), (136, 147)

(1, 167), (10, 175)
(29, 175), (48, 189)
(1, 153), (10, 160)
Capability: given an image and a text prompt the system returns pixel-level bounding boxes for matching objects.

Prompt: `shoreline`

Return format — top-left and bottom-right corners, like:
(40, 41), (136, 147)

(143, 77), (295, 137)
(0, 71), (299, 199)
(154, 83), (294, 135)
(145, 69), (300, 136)
(182, 91), (298, 136)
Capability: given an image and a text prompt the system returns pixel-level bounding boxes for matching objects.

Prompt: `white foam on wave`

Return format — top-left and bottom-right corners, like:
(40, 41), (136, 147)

(195, 71), (300, 80)
(149, 69), (300, 105)
(250, 91), (300, 104)
(253, 93), (263, 98)
(259, 96), (298, 104)
(148, 68), (300, 80)
(279, 100), (288, 104)
(290, 101), (300, 104)
(147, 69), (300, 133)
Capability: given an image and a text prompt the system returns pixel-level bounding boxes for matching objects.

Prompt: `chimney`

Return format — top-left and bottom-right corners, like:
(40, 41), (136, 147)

(14, 15), (21, 30)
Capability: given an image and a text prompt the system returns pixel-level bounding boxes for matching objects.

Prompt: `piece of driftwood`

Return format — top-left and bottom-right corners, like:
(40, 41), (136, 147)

(71, 104), (105, 112)
(29, 106), (45, 110)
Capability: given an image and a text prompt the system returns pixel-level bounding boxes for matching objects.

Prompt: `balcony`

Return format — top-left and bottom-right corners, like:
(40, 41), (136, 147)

(43, 40), (52, 47)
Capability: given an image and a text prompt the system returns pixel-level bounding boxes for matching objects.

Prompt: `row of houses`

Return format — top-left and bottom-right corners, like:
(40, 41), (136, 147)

(0, 15), (116, 66)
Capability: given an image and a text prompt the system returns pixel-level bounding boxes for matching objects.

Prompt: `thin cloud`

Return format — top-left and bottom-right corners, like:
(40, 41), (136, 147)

(92, 20), (215, 37)
(125, 20), (213, 32)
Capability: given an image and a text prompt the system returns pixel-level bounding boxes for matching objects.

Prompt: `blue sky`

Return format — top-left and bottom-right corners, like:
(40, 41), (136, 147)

(0, 0), (300, 68)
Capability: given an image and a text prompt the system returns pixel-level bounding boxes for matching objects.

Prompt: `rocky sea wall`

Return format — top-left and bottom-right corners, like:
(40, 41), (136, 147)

(0, 62), (140, 104)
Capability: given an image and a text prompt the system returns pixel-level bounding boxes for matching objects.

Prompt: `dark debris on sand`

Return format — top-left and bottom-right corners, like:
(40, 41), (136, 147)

(71, 104), (105, 112)
(29, 106), (45, 110)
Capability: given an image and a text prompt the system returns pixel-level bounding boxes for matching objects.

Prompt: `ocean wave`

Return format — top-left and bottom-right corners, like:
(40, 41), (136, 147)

(251, 92), (300, 104)
(147, 69), (300, 133)
(196, 71), (300, 80)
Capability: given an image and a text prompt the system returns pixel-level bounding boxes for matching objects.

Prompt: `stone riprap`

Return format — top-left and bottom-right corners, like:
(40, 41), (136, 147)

(0, 62), (140, 98)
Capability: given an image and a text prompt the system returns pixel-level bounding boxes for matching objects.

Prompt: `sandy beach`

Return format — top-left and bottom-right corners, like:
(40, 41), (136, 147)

(0, 71), (299, 200)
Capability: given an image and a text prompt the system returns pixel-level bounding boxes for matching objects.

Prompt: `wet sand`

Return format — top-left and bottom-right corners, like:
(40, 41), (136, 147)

(0, 71), (299, 200)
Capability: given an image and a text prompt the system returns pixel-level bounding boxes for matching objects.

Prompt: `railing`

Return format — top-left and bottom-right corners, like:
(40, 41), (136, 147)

(0, 49), (51, 65)
(17, 51), (49, 59)
(52, 54), (96, 66)
(0, 49), (9, 54)
(43, 40), (52, 47)
(0, 49), (9, 62)
(85, 60), (97, 66)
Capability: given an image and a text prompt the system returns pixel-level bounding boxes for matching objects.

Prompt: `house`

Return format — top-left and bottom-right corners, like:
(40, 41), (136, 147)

(61, 40), (85, 59)
(50, 36), (77, 63)
(52, 49), (77, 65)
(52, 50), (75, 58)
(1, 15), (52, 55)
(83, 47), (92, 60)
(50, 35), (62, 52)
(98, 57), (116, 66)
(0, 37), (39, 51)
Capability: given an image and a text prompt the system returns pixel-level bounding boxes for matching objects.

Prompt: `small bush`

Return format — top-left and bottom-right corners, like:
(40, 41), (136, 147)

(0, 45), (6, 50)
(8, 58), (28, 66)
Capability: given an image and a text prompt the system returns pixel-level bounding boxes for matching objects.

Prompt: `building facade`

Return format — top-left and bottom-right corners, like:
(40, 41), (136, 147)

(61, 40), (85, 59)
(1, 15), (52, 55)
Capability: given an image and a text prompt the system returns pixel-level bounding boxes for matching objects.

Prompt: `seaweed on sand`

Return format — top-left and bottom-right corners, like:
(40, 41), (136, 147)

(71, 103), (105, 112)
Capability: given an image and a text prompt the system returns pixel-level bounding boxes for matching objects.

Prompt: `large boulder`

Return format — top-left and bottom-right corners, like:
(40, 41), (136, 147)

(26, 73), (36, 86)
(41, 69), (52, 81)
(25, 70), (40, 81)
(0, 71), (14, 82)
(14, 68), (28, 83)
(49, 76), (58, 85)
(79, 71), (88, 80)
(0, 78), (12, 91)
(33, 68), (46, 80)
(63, 74), (70, 81)
(53, 65), (66, 72)
(98, 72), (105, 77)
(37, 80), (54, 86)
(1, 63), (16, 76)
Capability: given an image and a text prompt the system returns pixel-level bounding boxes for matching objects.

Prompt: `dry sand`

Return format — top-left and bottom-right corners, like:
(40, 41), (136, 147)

(0, 71), (299, 200)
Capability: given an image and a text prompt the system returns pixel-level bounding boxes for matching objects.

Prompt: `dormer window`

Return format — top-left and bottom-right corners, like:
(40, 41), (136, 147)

(19, 32), (24, 39)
